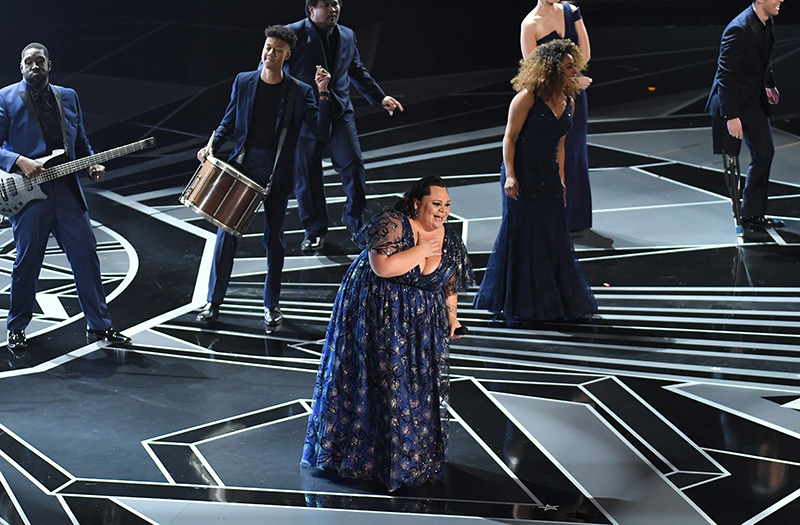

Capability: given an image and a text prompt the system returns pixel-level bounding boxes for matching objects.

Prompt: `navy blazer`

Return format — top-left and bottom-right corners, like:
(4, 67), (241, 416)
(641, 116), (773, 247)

(285, 17), (386, 123)
(707, 5), (776, 119)
(211, 70), (331, 190)
(0, 80), (93, 208)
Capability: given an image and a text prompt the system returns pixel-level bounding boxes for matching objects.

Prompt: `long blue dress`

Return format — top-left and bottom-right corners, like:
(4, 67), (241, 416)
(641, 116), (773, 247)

(537, 5), (592, 231)
(301, 209), (474, 491)
(474, 97), (597, 322)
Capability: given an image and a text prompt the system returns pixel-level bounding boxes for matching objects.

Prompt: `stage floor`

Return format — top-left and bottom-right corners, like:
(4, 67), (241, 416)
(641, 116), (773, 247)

(0, 18), (799, 525)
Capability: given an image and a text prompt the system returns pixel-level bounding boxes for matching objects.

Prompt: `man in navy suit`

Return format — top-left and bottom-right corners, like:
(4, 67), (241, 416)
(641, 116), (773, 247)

(195, 25), (332, 327)
(0, 42), (130, 353)
(707, 0), (784, 232)
(287, 0), (403, 253)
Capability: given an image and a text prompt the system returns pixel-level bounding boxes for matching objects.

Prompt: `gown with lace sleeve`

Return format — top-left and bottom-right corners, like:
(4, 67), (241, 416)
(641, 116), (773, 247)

(301, 208), (473, 491)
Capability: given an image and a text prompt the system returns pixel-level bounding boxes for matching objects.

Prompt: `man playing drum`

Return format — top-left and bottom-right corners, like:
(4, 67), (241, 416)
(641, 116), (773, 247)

(196, 24), (332, 327)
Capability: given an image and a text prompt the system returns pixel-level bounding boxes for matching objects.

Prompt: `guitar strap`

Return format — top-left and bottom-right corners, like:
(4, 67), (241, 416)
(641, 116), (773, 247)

(50, 86), (71, 158)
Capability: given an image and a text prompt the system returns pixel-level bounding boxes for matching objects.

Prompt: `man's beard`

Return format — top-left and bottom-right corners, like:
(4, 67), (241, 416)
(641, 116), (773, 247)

(25, 72), (49, 91)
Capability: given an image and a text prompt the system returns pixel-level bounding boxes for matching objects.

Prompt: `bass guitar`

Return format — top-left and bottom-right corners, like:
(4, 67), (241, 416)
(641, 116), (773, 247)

(0, 137), (156, 217)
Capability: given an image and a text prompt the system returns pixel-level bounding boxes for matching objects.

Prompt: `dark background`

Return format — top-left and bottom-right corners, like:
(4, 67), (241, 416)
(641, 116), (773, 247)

(1, 1), (796, 84)
(0, 0), (796, 148)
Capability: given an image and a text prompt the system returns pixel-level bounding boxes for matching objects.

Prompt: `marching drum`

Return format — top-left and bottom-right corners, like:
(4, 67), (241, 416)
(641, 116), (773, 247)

(180, 156), (268, 237)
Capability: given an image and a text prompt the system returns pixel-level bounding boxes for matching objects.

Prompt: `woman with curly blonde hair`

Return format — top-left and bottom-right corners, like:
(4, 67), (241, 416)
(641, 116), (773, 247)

(521, 0), (594, 232)
(512, 39), (587, 108)
(474, 39), (597, 323)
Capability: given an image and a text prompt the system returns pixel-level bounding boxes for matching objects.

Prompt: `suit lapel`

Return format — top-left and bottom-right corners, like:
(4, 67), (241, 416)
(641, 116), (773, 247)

(767, 18), (774, 61)
(746, 9), (771, 70)
(329, 26), (346, 80)
(304, 18), (328, 69)
(50, 86), (70, 155)
(16, 82), (70, 156)
(17, 83), (47, 146)
(245, 71), (259, 128)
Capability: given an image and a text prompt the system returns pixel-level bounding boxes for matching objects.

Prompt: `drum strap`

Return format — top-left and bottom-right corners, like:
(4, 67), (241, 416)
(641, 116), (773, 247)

(265, 77), (300, 194)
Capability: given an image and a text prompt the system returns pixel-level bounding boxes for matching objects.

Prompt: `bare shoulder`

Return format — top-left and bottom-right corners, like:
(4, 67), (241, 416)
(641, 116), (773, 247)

(521, 8), (539, 28)
(513, 88), (535, 108)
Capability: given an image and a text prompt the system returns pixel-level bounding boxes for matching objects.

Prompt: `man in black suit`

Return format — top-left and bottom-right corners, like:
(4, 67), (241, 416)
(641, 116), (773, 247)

(286, 0), (403, 253)
(706, 0), (784, 232)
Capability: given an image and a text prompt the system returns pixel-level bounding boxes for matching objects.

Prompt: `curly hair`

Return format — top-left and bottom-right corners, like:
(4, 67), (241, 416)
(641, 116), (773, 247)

(511, 39), (587, 101)
(394, 176), (448, 219)
(265, 25), (298, 50)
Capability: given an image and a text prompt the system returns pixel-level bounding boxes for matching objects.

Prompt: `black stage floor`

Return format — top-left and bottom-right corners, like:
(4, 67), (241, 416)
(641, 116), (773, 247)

(0, 3), (799, 524)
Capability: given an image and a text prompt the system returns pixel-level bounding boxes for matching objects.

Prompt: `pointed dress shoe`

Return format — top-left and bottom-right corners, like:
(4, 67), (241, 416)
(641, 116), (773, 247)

(86, 327), (132, 345)
(265, 307), (283, 327)
(196, 302), (220, 322)
(7, 330), (27, 352)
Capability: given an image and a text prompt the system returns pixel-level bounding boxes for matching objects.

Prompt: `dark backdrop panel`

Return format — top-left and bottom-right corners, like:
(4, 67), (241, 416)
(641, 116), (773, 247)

(0, 1), (796, 84)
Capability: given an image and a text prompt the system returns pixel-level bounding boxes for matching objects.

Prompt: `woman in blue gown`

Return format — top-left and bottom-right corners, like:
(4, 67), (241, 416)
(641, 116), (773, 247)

(474, 40), (596, 323)
(302, 176), (474, 491)
(521, 0), (592, 231)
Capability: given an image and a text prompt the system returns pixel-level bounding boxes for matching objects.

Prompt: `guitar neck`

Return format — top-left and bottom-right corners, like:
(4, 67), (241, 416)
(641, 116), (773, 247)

(35, 138), (154, 184)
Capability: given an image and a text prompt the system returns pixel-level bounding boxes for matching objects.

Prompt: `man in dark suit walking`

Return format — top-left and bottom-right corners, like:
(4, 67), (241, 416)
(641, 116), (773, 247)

(195, 25), (331, 327)
(0, 43), (130, 353)
(707, 0), (784, 232)
(286, 0), (403, 253)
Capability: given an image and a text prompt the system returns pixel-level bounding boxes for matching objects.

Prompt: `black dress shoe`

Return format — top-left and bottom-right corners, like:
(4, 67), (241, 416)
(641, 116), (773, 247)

(265, 307), (284, 327)
(300, 235), (324, 253)
(7, 330), (27, 352)
(87, 327), (131, 345)
(196, 302), (220, 322)
(742, 216), (785, 229)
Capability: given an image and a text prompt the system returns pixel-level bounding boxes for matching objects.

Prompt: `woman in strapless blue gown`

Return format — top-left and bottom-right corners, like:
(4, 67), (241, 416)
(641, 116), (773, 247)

(474, 39), (597, 323)
(521, 1), (592, 231)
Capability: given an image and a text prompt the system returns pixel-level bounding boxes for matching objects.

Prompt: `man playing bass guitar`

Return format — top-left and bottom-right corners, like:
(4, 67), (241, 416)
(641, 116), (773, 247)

(0, 42), (131, 354)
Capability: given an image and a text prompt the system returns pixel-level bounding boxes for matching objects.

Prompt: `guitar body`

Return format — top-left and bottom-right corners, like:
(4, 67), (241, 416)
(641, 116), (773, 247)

(0, 138), (155, 218)
(0, 150), (67, 217)
(0, 172), (47, 216)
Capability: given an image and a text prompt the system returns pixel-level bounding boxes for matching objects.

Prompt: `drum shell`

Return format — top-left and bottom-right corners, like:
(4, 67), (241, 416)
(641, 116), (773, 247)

(180, 157), (268, 237)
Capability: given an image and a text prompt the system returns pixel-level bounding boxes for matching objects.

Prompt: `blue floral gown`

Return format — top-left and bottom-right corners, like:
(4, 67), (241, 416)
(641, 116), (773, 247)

(301, 209), (474, 491)
(474, 97), (597, 322)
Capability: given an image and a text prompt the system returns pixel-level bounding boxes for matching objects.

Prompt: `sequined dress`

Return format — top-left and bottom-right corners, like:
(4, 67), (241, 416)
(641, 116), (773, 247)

(301, 209), (474, 491)
(537, 5), (592, 231)
(474, 97), (597, 322)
